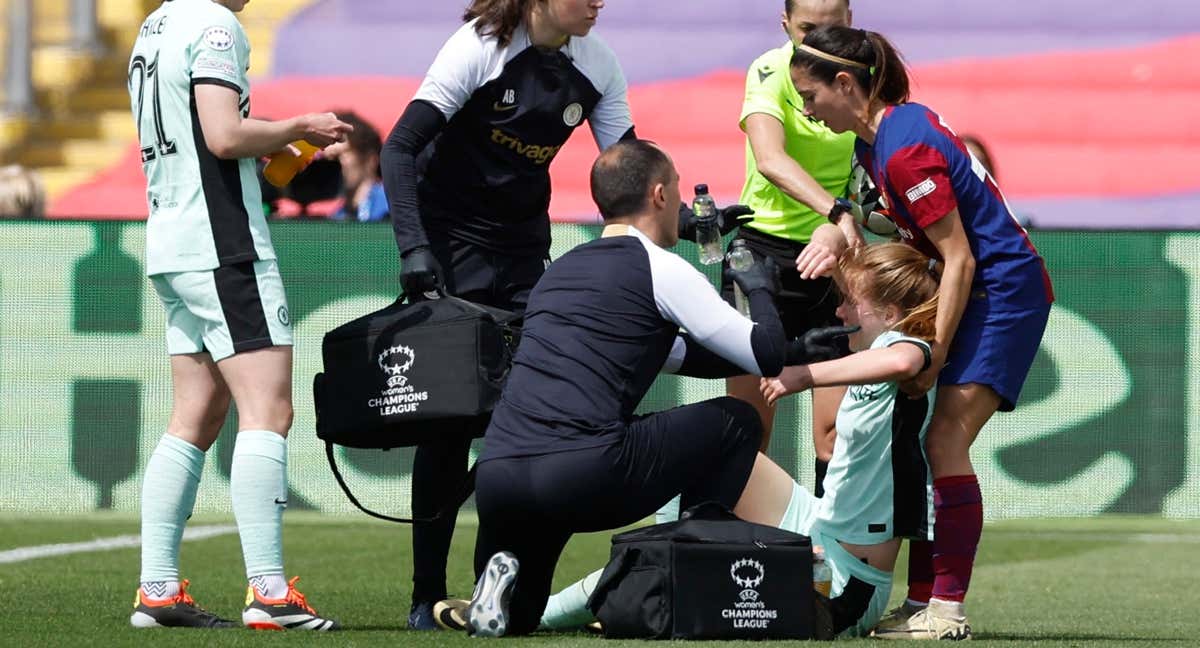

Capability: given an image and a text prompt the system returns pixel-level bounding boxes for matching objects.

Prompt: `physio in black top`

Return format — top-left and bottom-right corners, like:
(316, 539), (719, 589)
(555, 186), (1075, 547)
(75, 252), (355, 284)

(459, 139), (788, 637)
(380, 0), (635, 629)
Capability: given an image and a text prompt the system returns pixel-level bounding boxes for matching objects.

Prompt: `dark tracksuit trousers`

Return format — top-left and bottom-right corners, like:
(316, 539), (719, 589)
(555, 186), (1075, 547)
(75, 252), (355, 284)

(472, 396), (763, 635)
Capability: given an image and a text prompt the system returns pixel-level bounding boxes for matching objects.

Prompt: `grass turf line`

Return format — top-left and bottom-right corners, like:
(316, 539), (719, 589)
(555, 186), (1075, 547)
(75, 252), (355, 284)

(0, 515), (1196, 647)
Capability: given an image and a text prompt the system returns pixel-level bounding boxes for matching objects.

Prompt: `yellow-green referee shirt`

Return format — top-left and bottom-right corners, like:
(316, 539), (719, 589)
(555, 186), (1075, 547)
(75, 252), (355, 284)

(738, 42), (856, 243)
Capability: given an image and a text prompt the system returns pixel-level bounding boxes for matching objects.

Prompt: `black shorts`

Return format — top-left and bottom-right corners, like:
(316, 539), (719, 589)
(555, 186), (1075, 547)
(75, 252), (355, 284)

(425, 232), (547, 314)
(720, 227), (843, 339)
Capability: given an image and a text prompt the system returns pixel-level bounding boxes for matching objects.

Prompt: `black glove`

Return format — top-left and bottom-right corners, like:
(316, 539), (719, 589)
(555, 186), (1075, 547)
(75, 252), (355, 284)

(723, 255), (781, 298)
(399, 246), (444, 297)
(717, 204), (755, 234)
(677, 202), (756, 240)
(787, 325), (860, 363)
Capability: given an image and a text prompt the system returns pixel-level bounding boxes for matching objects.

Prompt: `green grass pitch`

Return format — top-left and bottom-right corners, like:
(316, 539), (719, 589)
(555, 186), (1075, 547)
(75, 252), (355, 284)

(1, 514), (1197, 646)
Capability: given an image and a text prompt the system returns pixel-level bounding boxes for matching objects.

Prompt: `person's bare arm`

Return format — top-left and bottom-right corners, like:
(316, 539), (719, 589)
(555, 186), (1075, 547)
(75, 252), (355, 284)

(761, 343), (926, 405)
(902, 210), (974, 393)
(193, 84), (352, 160)
(794, 223), (848, 279)
(745, 113), (866, 248)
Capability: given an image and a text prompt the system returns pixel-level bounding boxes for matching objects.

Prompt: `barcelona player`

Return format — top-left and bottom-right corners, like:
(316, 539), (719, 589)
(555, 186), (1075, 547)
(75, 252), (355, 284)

(788, 25), (1053, 639)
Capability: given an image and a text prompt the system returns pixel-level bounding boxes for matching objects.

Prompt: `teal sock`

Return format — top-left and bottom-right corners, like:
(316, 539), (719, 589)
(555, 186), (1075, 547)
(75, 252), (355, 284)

(231, 430), (287, 588)
(540, 568), (603, 630)
(654, 495), (681, 524)
(139, 434), (205, 586)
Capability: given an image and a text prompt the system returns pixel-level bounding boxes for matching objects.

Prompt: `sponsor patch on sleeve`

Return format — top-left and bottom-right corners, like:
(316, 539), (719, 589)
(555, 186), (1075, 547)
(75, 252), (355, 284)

(904, 178), (937, 203)
(202, 25), (235, 51)
(194, 54), (238, 79)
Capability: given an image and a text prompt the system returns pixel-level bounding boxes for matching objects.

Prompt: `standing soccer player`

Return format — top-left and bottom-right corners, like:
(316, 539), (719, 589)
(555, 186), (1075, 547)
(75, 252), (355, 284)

(127, 0), (349, 630)
(789, 26), (1054, 639)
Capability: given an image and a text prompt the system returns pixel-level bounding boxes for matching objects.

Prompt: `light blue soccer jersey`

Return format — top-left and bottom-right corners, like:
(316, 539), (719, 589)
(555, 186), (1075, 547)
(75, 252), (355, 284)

(816, 330), (936, 544)
(128, 0), (274, 275)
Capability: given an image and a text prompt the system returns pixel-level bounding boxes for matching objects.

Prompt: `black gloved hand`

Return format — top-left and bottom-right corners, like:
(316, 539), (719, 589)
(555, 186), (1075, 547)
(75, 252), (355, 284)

(399, 246), (444, 298)
(723, 255), (781, 298)
(787, 325), (860, 364)
(717, 204), (755, 234)
(677, 202), (756, 240)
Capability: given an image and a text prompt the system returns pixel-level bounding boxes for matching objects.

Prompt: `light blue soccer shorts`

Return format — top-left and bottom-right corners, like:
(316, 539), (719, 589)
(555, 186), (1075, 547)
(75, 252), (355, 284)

(150, 259), (293, 362)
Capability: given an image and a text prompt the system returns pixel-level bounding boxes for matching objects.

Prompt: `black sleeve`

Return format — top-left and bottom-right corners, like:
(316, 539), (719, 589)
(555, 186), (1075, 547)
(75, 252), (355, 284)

(380, 100), (446, 257)
(747, 290), (786, 377)
(887, 339), (933, 372)
(675, 335), (748, 378)
(618, 125), (637, 141)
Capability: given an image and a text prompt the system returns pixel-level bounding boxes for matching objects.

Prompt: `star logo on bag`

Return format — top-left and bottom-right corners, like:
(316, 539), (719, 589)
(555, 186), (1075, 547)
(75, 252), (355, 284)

(378, 344), (415, 376)
(730, 557), (765, 590)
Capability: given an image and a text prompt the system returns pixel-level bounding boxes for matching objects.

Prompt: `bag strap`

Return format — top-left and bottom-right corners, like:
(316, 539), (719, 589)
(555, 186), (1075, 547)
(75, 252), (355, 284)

(324, 441), (476, 524)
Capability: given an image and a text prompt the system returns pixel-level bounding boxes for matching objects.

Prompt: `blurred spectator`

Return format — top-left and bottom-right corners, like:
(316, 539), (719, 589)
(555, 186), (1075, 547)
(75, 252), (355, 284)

(0, 165), (45, 219)
(326, 111), (388, 222)
(961, 134), (1032, 228)
(960, 134), (996, 179)
(259, 152), (343, 220)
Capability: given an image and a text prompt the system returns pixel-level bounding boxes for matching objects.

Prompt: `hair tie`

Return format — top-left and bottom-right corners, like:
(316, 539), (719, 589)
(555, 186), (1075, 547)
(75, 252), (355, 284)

(794, 43), (870, 70)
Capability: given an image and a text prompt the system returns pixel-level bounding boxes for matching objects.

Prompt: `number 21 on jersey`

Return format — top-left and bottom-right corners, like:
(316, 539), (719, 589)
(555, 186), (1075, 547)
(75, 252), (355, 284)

(129, 51), (177, 163)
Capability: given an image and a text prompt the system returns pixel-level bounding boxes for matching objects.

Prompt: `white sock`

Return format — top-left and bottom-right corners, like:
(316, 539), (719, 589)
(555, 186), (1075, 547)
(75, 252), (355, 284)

(231, 430), (288, 587)
(929, 598), (965, 618)
(139, 434), (205, 595)
(250, 573), (290, 600)
(140, 580), (181, 601)
(540, 569), (603, 630)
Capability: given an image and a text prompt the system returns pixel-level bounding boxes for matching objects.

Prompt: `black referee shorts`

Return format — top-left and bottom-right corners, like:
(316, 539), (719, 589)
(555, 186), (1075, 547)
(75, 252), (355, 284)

(720, 226), (843, 339)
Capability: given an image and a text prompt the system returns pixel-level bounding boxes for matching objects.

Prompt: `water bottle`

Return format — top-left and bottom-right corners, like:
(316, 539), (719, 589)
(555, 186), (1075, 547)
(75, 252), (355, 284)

(263, 140), (320, 187)
(692, 184), (723, 265)
(812, 546), (832, 597)
(727, 238), (754, 317)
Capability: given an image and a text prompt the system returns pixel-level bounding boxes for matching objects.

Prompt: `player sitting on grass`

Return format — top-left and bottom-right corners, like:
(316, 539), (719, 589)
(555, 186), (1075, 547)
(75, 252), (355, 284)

(440, 242), (941, 638)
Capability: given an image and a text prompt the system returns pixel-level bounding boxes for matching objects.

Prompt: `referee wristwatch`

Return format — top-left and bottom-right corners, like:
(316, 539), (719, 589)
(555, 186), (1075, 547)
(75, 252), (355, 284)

(827, 197), (854, 224)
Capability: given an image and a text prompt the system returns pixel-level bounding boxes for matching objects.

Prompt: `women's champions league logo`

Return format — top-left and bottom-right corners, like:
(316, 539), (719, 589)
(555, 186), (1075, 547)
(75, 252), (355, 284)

(731, 558), (765, 602)
(378, 344), (415, 388)
(722, 557), (778, 630)
(369, 344), (429, 416)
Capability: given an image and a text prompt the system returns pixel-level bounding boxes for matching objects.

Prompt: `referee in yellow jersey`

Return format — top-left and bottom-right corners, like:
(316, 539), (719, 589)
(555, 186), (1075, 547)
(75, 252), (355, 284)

(723, 0), (863, 494)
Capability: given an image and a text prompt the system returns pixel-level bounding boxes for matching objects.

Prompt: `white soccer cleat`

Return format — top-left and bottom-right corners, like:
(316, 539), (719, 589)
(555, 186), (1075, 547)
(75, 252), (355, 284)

(466, 551), (519, 638)
(873, 599), (971, 641)
(241, 576), (339, 631)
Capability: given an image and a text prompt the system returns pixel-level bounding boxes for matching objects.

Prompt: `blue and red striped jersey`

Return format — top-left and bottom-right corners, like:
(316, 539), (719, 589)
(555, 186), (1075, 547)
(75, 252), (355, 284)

(856, 103), (1053, 309)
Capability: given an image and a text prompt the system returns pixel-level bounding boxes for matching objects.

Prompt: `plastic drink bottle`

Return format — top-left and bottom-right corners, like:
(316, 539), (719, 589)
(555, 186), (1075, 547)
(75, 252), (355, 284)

(727, 238), (755, 317)
(693, 184), (723, 265)
(263, 140), (320, 187)
(813, 546), (832, 597)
